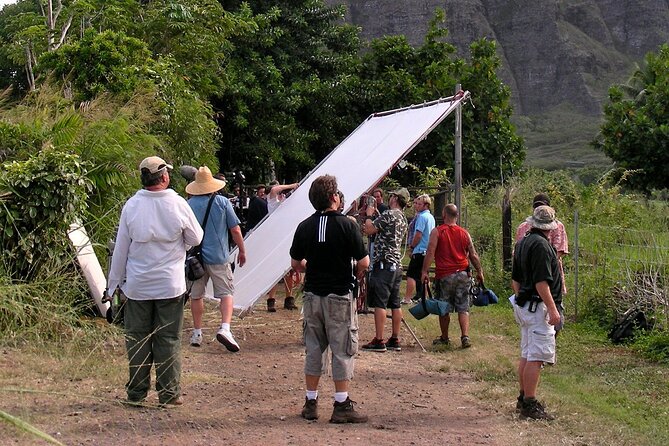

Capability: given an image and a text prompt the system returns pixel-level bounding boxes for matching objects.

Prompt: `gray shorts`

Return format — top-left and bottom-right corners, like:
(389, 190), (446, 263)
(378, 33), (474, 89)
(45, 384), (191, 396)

(303, 291), (358, 381)
(190, 263), (234, 299)
(436, 271), (470, 313)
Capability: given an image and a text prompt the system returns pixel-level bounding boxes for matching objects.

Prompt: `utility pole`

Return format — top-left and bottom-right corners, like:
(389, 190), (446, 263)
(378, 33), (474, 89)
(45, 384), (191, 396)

(454, 84), (462, 222)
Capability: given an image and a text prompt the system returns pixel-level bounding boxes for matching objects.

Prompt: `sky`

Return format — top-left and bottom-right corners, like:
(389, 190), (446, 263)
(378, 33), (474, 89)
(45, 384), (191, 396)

(0, 0), (17, 8)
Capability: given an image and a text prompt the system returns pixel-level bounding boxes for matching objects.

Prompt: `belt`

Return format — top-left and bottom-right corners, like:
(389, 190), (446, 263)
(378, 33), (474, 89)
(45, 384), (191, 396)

(374, 261), (399, 271)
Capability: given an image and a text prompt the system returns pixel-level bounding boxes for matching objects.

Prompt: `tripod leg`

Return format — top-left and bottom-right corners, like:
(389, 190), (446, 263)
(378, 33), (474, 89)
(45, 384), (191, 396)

(402, 318), (426, 352)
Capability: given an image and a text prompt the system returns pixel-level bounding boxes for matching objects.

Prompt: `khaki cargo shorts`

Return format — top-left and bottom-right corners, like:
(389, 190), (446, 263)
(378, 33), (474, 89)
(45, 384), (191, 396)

(302, 291), (358, 381)
(190, 263), (234, 299)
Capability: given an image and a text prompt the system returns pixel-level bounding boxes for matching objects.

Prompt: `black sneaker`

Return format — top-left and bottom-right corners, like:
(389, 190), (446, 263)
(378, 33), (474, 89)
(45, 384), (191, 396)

(432, 336), (449, 346)
(267, 298), (277, 313)
(284, 296), (298, 310)
(520, 398), (554, 421)
(386, 337), (401, 351)
(301, 397), (318, 420)
(461, 336), (472, 349)
(516, 395), (524, 413)
(362, 338), (387, 352)
(330, 398), (368, 424)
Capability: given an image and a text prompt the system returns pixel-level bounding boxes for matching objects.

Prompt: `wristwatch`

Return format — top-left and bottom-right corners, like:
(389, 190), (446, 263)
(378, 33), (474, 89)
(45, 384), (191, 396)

(365, 215), (374, 220)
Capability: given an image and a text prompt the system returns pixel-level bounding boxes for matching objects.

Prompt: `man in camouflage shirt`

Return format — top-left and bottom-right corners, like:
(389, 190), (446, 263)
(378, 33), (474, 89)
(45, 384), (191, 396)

(361, 188), (409, 352)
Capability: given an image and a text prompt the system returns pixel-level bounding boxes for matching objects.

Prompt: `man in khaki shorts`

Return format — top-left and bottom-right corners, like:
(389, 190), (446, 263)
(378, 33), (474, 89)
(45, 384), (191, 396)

(511, 205), (562, 421)
(186, 166), (247, 352)
(290, 175), (369, 423)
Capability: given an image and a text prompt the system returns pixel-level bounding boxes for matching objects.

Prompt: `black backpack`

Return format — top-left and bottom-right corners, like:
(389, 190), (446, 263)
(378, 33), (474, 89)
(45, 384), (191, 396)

(608, 307), (652, 344)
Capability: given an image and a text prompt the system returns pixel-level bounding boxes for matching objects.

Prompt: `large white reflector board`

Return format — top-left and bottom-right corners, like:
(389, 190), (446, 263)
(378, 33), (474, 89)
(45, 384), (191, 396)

(231, 93), (469, 315)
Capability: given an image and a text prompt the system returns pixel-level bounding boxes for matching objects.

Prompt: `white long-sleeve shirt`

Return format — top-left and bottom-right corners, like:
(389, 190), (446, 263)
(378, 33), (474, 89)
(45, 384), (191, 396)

(107, 188), (203, 300)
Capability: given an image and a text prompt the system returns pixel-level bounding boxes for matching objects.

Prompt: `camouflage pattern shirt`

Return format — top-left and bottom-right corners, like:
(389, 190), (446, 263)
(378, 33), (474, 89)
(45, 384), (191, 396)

(371, 208), (408, 265)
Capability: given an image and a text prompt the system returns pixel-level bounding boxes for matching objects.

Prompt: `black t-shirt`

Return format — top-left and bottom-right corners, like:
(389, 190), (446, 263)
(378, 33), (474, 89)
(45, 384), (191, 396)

(246, 196), (268, 231)
(512, 229), (562, 304)
(290, 210), (368, 296)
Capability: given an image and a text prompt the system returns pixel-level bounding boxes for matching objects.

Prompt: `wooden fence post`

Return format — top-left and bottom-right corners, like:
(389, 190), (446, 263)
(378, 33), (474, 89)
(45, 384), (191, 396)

(502, 189), (512, 271)
(574, 209), (579, 321)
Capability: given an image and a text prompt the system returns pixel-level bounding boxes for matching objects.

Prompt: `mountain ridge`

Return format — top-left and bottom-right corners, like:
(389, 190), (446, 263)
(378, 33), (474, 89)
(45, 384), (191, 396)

(326, 0), (669, 168)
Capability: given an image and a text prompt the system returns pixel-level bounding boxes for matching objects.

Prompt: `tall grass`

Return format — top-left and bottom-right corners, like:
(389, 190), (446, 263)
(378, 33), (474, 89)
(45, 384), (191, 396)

(0, 271), (98, 345)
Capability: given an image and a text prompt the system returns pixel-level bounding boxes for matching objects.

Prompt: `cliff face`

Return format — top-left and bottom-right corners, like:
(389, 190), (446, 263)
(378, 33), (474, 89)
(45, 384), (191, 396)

(327, 0), (669, 116)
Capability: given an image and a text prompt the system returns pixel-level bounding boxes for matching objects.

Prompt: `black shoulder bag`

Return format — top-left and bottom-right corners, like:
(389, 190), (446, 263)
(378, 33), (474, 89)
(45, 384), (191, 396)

(185, 194), (216, 282)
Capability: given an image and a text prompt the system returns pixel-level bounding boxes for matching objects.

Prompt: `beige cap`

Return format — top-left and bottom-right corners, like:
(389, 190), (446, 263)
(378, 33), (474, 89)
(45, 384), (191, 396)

(139, 156), (173, 174)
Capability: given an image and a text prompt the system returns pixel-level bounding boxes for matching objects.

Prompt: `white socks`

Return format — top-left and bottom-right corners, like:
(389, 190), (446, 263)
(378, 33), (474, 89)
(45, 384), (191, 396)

(334, 392), (348, 403)
(306, 390), (318, 401)
(193, 328), (202, 336)
(220, 323), (230, 331)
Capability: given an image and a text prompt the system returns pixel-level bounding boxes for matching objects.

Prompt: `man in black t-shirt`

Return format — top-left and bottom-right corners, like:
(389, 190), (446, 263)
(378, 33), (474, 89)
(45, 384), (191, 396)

(245, 184), (268, 232)
(511, 205), (562, 421)
(290, 175), (370, 424)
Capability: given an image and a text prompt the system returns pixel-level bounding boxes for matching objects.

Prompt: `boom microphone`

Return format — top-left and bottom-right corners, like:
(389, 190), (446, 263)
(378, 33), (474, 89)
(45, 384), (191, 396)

(180, 165), (197, 181)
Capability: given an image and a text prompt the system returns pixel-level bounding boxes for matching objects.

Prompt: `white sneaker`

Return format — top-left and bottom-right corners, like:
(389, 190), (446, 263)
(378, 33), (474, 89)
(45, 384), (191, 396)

(190, 331), (203, 347)
(216, 328), (240, 352)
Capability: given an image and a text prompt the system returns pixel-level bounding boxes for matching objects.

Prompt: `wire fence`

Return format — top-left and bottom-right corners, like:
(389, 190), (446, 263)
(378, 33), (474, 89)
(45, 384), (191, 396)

(571, 211), (669, 330)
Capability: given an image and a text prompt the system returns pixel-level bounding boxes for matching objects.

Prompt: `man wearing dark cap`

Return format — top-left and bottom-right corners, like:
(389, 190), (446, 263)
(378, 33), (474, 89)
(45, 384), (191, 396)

(511, 205), (562, 420)
(361, 188), (409, 352)
(107, 156), (203, 406)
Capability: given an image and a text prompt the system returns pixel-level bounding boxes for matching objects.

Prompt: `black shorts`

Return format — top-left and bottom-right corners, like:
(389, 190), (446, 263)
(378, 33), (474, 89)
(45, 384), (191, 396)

(367, 267), (402, 309)
(406, 253), (425, 281)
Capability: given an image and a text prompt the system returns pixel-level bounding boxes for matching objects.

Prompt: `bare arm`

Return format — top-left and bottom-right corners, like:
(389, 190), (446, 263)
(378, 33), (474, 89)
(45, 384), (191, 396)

(410, 230), (423, 250)
(291, 258), (307, 273)
(420, 228), (439, 284)
(467, 234), (484, 284)
(230, 225), (246, 267)
(355, 255), (370, 280)
(511, 279), (520, 295)
(535, 280), (560, 326)
(270, 183), (299, 199)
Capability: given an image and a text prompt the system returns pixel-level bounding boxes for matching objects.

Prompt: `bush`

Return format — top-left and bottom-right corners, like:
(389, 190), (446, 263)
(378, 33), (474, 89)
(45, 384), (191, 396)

(633, 331), (669, 364)
(0, 149), (91, 280)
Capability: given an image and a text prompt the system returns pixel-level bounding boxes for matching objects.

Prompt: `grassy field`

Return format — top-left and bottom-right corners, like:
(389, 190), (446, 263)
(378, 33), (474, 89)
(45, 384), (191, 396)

(513, 105), (613, 170)
(410, 302), (669, 446)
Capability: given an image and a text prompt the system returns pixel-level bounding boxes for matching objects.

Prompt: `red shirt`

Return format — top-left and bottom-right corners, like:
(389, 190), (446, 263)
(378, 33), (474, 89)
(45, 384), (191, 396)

(435, 224), (471, 279)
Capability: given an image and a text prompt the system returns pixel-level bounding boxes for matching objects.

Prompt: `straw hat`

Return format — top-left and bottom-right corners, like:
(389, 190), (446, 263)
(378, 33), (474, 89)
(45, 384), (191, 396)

(185, 166), (226, 195)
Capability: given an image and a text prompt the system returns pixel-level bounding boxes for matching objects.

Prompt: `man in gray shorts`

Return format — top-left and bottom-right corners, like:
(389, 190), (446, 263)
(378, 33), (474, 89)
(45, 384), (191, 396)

(290, 175), (370, 423)
(421, 204), (484, 348)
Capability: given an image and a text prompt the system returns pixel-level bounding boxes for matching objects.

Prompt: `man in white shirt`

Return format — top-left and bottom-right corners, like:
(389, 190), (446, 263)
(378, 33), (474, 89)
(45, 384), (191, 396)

(107, 156), (203, 407)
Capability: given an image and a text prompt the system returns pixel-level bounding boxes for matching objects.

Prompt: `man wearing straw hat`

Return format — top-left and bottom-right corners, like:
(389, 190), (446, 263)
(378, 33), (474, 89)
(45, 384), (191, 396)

(186, 166), (247, 352)
(108, 156), (203, 407)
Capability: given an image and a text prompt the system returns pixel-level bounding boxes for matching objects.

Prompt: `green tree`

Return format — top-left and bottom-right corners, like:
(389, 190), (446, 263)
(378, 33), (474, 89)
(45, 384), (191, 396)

(594, 44), (669, 192)
(215, 0), (361, 182)
(357, 10), (524, 186)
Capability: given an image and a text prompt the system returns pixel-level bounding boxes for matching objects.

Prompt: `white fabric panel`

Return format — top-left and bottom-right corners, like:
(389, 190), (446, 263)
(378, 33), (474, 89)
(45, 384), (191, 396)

(230, 94), (469, 315)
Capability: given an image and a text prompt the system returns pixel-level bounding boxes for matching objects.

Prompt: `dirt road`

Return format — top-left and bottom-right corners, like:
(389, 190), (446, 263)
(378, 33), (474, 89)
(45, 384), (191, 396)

(2, 301), (549, 445)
